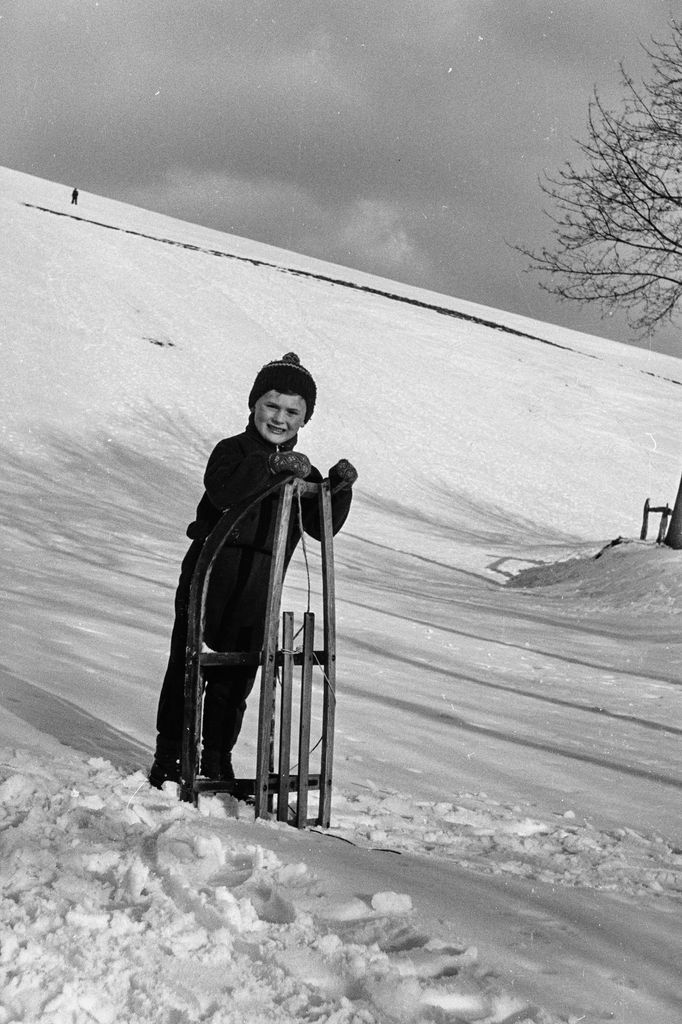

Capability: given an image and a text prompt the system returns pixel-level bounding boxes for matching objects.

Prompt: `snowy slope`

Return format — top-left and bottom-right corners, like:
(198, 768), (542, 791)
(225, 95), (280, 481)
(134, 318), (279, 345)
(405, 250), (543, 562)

(1, 166), (681, 1023)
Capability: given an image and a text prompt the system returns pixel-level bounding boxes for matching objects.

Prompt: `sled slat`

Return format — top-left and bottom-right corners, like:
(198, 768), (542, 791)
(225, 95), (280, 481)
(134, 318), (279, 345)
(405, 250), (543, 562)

(277, 613), (295, 821)
(200, 651), (261, 667)
(255, 480), (295, 819)
(199, 650), (328, 667)
(194, 773), (321, 796)
(318, 480), (337, 828)
(296, 612), (315, 828)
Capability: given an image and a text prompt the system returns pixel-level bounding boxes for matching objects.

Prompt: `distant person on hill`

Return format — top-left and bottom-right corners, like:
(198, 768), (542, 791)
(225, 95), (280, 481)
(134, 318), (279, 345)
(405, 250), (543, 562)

(71, 187), (79, 205)
(149, 352), (357, 790)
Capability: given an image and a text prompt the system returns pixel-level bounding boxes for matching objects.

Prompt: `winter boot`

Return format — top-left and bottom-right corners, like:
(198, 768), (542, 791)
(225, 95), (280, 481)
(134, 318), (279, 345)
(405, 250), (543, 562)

(149, 735), (181, 789)
(201, 748), (236, 791)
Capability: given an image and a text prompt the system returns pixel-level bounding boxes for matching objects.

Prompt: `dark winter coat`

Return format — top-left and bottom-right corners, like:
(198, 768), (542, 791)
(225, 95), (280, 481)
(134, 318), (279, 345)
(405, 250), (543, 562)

(155, 416), (353, 743)
(186, 416), (352, 648)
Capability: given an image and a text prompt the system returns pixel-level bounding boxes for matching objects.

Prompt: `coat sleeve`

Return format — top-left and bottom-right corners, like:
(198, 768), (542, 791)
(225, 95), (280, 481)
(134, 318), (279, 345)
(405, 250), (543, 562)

(203, 437), (273, 509)
(298, 466), (354, 541)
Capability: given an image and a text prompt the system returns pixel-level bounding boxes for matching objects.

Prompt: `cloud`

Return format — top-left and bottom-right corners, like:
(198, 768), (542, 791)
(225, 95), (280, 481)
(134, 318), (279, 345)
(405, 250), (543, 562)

(119, 168), (430, 284)
(118, 168), (313, 240)
(337, 199), (431, 279)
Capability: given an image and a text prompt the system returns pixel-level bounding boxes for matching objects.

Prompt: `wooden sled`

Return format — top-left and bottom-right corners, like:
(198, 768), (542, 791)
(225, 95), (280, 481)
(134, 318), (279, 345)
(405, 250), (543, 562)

(179, 475), (337, 828)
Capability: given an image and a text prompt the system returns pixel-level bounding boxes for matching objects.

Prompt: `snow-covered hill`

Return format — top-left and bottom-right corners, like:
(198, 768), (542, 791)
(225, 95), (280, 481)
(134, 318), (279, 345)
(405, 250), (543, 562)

(1, 166), (681, 1023)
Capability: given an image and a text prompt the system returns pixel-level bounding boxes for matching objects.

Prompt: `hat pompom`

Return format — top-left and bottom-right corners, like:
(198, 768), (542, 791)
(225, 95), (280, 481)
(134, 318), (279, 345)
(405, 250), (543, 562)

(282, 352), (300, 365)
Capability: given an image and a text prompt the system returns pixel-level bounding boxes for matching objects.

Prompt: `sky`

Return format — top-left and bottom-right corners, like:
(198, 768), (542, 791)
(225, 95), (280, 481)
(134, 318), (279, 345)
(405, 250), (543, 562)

(3, 0), (680, 358)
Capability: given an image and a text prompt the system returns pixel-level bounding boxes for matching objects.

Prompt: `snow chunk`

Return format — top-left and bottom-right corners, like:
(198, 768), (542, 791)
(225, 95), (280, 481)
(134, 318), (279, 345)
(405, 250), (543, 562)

(317, 897), (371, 921)
(254, 887), (298, 924)
(65, 908), (111, 930)
(391, 943), (477, 978)
(0, 773), (39, 806)
(370, 891), (413, 915)
(83, 850), (121, 875)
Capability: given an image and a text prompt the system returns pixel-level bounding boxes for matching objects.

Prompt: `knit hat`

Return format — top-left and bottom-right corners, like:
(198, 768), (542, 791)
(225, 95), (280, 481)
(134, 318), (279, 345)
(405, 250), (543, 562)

(248, 352), (317, 422)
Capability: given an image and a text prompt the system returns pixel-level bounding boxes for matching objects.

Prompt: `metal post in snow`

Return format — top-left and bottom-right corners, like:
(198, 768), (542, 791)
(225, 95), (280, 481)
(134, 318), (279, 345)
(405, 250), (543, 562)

(640, 498), (650, 540)
(664, 471), (682, 549)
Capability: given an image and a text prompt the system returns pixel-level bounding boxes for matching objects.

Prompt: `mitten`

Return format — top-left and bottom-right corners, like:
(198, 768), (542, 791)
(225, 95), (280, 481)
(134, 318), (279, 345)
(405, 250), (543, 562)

(268, 451), (311, 479)
(329, 459), (358, 488)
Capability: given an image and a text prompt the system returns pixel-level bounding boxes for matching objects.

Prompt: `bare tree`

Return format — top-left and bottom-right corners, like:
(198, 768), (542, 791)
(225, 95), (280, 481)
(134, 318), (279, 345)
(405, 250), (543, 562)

(522, 21), (682, 336)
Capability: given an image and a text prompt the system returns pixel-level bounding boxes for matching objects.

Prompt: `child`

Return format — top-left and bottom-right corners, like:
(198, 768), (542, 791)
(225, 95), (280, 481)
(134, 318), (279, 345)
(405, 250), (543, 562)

(150, 352), (357, 789)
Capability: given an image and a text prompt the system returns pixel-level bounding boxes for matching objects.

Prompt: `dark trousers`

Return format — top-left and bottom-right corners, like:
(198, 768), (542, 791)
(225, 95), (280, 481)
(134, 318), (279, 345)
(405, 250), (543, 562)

(156, 541), (271, 752)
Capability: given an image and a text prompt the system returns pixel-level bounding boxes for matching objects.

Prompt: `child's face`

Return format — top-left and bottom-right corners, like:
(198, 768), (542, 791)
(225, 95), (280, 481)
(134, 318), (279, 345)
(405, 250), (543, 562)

(253, 390), (307, 445)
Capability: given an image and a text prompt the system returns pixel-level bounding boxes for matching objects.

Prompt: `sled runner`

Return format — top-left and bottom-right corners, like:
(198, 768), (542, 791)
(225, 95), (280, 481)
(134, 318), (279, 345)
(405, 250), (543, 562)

(179, 475), (337, 828)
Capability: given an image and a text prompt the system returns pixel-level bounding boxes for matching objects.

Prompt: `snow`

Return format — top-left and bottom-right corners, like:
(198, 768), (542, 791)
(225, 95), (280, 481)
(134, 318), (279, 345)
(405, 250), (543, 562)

(1, 165), (681, 1023)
